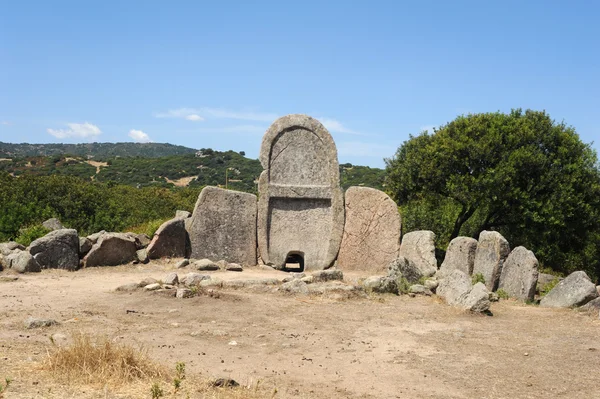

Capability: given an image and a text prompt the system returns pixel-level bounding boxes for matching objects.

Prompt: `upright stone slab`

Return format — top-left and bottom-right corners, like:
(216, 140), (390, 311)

(189, 186), (257, 266)
(472, 231), (510, 291)
(29, 229), (80, 270)
(498, 246), (539, 302)
(257, 115), (344, 271)
(337, 186), (401, 272)
(399, 230), (437, 277)
(147, 218), (188, 259)
(439, 237), (477, 277)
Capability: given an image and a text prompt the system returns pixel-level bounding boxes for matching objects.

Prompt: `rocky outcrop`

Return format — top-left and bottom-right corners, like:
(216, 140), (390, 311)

(437, 270), (491, 312)
(29, 229), (80, 270)
(540, 271), (598, 308)
(146, 218), (188, 259)
(6, 251), (41, 273)
(498, 246), (539, 301)
(472, 231), (510, 291)
(0, 242), (25, 256)
(399, 231), (437, 277)
(83, 233), (138, 267)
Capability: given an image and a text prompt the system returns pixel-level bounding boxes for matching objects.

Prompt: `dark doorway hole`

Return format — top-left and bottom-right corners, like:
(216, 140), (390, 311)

(284, 252), (304, 272)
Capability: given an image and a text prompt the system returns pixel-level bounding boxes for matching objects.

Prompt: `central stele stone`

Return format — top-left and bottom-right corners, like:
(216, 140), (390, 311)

(257, 114), (345, 271)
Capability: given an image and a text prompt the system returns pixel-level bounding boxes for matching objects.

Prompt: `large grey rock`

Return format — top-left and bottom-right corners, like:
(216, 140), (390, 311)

(146, 218), (188, 259)
(540, 271), (598, 308)
(498, 246), (539, 301)
(257, 114), (344, 271)
(7, 251), (41, 273)
(188, 186), (257, 266)
(0, 242), (25, 256)
(42, 218), (65, 231)
(439, 237), (477, 277)
(472, 231), (510, 291)
(125, 233), (151, 249)
(87, 231), (106, 244)
(83, 233), (137, 267)
(387, 256), (423, 284)
(29, 229), (79, 270)
(437, 270), (491, 312)
(399, 231), (437, 277)
(79, 237), (93, 257)
(337, 187), (401, 272)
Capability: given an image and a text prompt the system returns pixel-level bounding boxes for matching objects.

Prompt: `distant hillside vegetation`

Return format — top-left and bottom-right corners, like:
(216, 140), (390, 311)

(0, 142), (197, 158)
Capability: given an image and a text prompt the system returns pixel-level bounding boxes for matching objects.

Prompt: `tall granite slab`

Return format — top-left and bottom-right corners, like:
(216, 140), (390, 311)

(439, 237), (478, 277)
(337, 186), (401, 272)
(399, 230), (437, 277)
(189, 186), (257, 266)
(257, 114), (344, 271)
(498, 246), (539, 302)
(472, 231), (510, 291)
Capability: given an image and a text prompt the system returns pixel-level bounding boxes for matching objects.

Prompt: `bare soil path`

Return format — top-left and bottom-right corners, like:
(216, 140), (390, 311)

(1, 263), (599, 398)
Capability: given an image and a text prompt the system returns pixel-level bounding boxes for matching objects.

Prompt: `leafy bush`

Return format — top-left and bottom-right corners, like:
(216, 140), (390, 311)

(15, 225), (51, 246)
(472, 273), (486, 285)
(496, 289), (510, 300)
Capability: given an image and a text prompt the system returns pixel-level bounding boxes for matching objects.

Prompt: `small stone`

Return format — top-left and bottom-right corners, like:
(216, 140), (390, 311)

(409, 284), (433, 296)
(144, 283), (161, 291)
(191, 259), (219, 271)
(42, 218), (65, 231)
(25, 317), (58, 329)
(424, 278), (439, 292)
(115, 283), (139, 292)
(300, 275), (314, 284)
(212, 378), (239, 388)
(226, 263), (243, 272)
(136, 249), (149, 264)
(280, 279), (309, 295)
(138, 277), (158, 287)
(311, 269), (343, 283)
(228, 340), (238, 346)
(176, 259), (190, 269)
(176, 288), (194, 298)
(163, 273), (179, 286)
(181, 273), (210, 287)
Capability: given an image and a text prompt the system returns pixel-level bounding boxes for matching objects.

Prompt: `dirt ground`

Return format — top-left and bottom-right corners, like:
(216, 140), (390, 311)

(1, 261), (599, 399)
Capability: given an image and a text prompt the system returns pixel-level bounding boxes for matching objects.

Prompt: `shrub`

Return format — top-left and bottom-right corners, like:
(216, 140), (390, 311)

(540, 277), (560, 297)
(15, 225), (51, 246)
(472, 273), (486, 285)
(496, 289), (510, 300)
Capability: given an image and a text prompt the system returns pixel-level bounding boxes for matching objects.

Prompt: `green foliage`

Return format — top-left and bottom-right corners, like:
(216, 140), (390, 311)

(0, 377), (12, 397)
(339, 164), (385, 190)
(175, 362), (186, 380)
(127, 219), (169, 238)
(150, 382), (163, 399)
(496, 289), (510, 300)
(396, 277), (411, 295)
(15, 225), (51, 246)
(472, 273), (486, 285)
(0, 142), (196, 158)
(386, 109), (600, 281)
(539, 277), (560, 297)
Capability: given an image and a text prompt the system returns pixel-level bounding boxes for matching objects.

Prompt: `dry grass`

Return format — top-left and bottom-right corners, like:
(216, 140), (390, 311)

(41, 332), (169, 386)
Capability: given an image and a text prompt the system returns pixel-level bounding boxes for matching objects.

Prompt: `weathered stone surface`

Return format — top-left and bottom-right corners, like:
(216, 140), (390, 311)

(42, 218), (65, 231)
(424, 278), (439, 292)
(472, 231), (510, 291)
(144, 283), (161, 291)
(189, 186), (257, 265)
(7, 251), (41, 273)
(29, 229), (79, 270)
(163, 273), (179, 285)
(138, 277), (159, 287)
(387, 257), (423, 284)
(181, 273), (210, 287)
(225, 263), (243, 272)
(580, 297), (600, 311)
(337, 187), (401, 272)
(147, 218), (188, 259)
(540, 271), (598, 308)
(399, 231), (437, 277)
(125, 233), (151, 249)
(176, 259), (190, 269)
(87, 231), (106, 244)
(135, 249), (149, 264)
(280, 279), (309, 295)
(83, 233), (137, 267)
(25, 317), (58, 329)
(175, 210), (191, 219)
(439, 237), (477, 277)
(409, 284), (432, 296)
(176, 288), (194, 298)
(311, 269), (344, 283)
(79, 237), (93, 257)
(362, 276), (395, 293)
(257, 115), (344, 271)
(462, 283), (491, 312)
(0, 242), (25, 256)
(498, 246), (539, 301)
(437, 270), (491, 312)
(115, 283), (139, 292)
(191, 259), (219, 271)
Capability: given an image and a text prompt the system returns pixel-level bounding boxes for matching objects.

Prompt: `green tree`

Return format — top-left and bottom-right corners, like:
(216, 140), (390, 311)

(385, 109), (600, 280)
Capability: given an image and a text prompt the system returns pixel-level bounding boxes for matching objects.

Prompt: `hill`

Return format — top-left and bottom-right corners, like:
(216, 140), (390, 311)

(0, 142), (197, 158)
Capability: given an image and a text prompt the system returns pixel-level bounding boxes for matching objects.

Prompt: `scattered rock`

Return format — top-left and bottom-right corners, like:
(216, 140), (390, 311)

(84, 233), (137, 267)
(472, 231), (510, 291)
(409, 284), (432, 296)
(540, 271), (598, 308)
(0, 242), (25, 256)
(191, 259), (219, 271)
(143, 283), (161, 291)
(462, 283), (492, 312)
(424, 278), (439, 292)
(300, 275), (314, 284)
(212, 378), (239, 388)
(337, 186), (401, 272)
(399, 230), (437, 277)
(115, 283), (139, 292)
(25, 317), (58, 329)
(439, 237), (477, 277)
(138, 277), (159, 287)
(579, 297), (600, 311)
(362, 276), (395, 293)
(175, 210), (191, 219)
(136, 249), (149, 264)
(280, 279), (309, 295)
(163, 273), (179, 285)
(181, 273), (210, 287)
(176, 288), (194, 298)
(42, 218), (65, 231)
(387, 257), (423, 284)
(225, 263), (243, 272)
(79, 237), (93, 257)
(437, 270), (491, 312)
(7, 251), (41, 273)
(29, 229), (80, 270)
(176, 259), (190, 269)
(146, 218), (188, 259)
(311, 269), (343, 283)
(498, 246), (539, 302)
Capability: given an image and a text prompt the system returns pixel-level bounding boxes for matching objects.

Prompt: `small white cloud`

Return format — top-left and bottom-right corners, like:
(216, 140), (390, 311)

(1, 121), (11, 126)
(185, 114), (204, 121)
(47, 122), (102, 139)
(129, 129), (153, 143)
(318, 117), (363, 135)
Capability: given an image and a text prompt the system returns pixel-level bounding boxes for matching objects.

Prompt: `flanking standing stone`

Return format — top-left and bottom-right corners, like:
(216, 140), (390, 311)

(498, 246), (539, 302)
(439, 237), (477, 277)
(257, 114), (344, 271)
(472, 231), (510, 291)
(540, 271), (598, 308)
(29, 229), (80, 271)
(83, 233), (138, 267)
(147, 218), (188, 259)
(337, 186), (401, 272)
(188, 186), (257, 266)
(398, 231), (437, 277)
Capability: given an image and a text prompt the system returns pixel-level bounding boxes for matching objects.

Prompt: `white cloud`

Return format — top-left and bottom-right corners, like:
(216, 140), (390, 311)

(337, 141), (393, 158)
(129, 129), (153, 143)
(318, 117), (363, 135)
(193, 125), (266, 134)
(1, 121), (11, 126)
(155, 107), (277, 122)
(47, 122), (102, 139)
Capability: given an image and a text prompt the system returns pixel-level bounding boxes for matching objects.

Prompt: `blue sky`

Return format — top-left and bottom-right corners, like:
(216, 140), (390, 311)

(1, 1), (598, 168)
